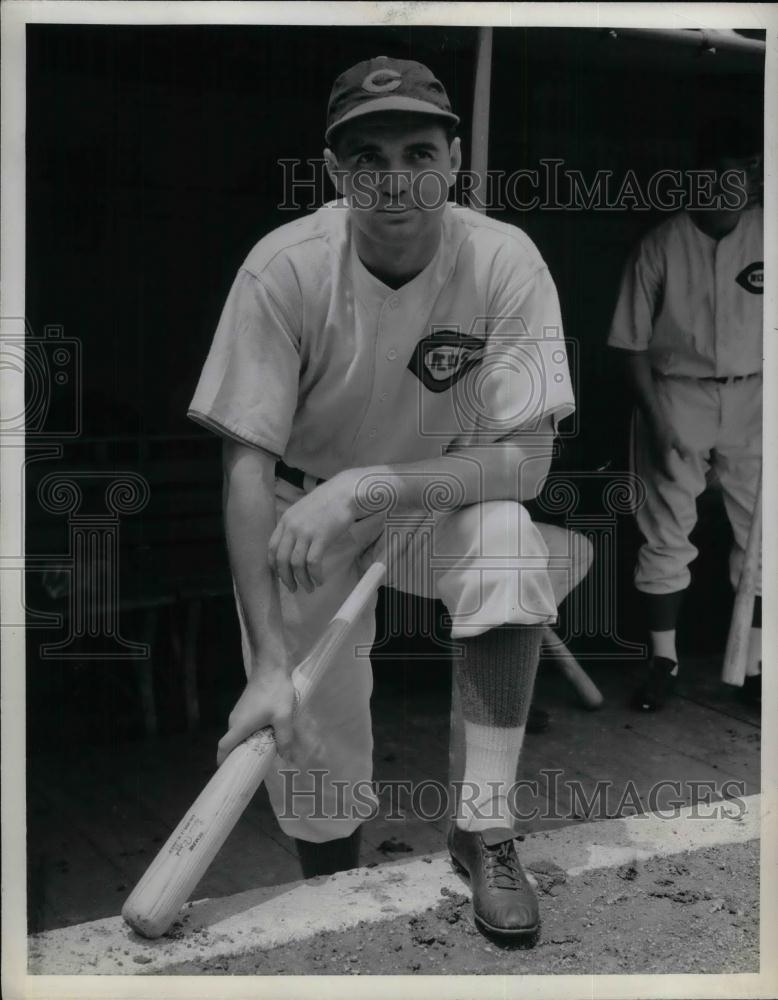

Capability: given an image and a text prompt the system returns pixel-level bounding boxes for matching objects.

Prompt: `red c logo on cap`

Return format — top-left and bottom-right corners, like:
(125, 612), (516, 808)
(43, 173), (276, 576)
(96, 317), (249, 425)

(362, 69), (402, 93)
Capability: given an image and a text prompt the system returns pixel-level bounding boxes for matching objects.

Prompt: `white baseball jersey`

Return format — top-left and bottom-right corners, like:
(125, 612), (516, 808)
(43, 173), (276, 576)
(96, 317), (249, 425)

(188, 202), (574, 478)
(607, 207), (763, 378)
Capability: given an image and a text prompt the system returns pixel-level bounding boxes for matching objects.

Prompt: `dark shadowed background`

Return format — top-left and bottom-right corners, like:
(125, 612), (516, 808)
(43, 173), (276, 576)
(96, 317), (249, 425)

(24, 24), (764, 743)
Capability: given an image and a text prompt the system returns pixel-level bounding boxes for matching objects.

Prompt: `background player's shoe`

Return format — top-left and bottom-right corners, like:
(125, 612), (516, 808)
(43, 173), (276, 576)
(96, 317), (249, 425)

(295, 828), (361, 878)
(630, 656), (677, 712)
(448, 824), (540, 941)
(740, 672), (762, 707)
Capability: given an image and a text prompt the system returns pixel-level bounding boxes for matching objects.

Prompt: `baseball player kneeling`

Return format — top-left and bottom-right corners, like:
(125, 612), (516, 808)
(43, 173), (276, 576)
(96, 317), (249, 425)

(189, 56), (586, 941)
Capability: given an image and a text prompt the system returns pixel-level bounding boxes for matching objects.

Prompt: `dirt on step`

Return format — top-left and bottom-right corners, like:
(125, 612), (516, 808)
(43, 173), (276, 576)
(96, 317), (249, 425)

(163, 839), (759, 976)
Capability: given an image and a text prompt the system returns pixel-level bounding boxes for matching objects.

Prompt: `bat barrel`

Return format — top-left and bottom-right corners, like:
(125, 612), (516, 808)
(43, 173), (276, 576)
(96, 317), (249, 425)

(122, 730), (277, 938)
(542, 629), (604, 709)
(122, 559), (388, 938)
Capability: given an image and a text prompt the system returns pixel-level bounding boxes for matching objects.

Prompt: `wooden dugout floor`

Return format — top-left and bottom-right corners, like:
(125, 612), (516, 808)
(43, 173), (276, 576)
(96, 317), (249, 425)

(26, 652), (760, 934)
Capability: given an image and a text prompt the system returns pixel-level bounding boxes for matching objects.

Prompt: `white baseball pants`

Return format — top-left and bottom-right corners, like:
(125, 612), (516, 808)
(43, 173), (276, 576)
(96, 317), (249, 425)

(632, 373), (762, 596)
(238, 478), (586, 842)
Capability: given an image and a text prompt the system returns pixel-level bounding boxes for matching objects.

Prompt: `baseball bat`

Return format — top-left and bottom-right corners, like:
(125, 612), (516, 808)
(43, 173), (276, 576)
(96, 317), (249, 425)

(721, 464), (762, 686)
(541, 629), (604, 709)
(122, 559), (386, 939)
(470, 26), (493, 212)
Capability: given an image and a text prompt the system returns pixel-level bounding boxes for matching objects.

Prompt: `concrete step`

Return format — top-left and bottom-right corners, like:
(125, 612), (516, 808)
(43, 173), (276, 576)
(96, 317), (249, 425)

(27, 793), (761, 977)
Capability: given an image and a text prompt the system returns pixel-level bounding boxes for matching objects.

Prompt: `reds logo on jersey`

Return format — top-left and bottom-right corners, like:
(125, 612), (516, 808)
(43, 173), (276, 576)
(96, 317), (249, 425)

(407, 330), (486, 393)
(735, 261), (763, 295)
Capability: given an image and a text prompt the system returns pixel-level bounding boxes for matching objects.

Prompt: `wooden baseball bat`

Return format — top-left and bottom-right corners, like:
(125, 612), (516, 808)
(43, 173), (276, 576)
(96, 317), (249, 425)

(541, 629), (604, 709)
(470, 26), (493, 212)
(122, 559), (386, 939)
(721, 464), (762, 687)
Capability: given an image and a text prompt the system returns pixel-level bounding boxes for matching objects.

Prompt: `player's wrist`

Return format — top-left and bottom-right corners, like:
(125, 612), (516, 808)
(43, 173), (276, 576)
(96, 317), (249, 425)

(247, 663), (292, 689)
(352, 465), (402, 518)
(245, 639), (291, 681)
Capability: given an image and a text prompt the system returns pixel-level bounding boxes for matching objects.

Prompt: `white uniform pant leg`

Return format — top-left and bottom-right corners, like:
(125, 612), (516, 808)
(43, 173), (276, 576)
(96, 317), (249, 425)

(711, 376), (762, 594)
(252, 491), (593, 840)
(235, 482), (379, 843)
(633, 377), (717, 595)
(368, 501), (562, 639)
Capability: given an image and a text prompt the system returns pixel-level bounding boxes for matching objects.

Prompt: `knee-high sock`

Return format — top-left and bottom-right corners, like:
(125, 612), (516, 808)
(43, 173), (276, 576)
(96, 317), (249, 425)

(454, 625), (543, 834)
(644, 590), (684, 674)
(650, 630), (679, 672)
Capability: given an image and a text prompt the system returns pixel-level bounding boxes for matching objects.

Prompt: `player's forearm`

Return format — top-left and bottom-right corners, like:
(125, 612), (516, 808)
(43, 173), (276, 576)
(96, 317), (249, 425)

(620, 349), (665, 428)
(222, 441), (288, 677)
(357, 439), (554, 515)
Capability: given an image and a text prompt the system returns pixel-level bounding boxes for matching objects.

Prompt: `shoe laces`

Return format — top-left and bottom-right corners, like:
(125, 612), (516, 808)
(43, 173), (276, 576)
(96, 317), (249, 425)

(483, 840), (524, 890)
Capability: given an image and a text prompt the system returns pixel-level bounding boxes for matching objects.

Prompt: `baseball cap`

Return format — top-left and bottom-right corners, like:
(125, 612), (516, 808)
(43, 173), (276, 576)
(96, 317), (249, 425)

(325, 55), (459, 144)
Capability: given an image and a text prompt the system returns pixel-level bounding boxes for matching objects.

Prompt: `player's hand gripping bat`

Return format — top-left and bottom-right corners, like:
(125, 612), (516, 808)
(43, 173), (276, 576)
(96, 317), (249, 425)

(122, 559), (386, 939)
(721, 463), (762, 687)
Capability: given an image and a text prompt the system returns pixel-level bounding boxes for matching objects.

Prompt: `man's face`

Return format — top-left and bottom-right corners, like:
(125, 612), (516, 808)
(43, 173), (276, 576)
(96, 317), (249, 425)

(325, 113), (461, 248)
(715, 153), (763, 207)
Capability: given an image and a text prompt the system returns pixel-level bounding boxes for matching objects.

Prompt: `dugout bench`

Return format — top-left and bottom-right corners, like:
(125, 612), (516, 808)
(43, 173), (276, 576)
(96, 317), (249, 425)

(24, 433), (230, 736)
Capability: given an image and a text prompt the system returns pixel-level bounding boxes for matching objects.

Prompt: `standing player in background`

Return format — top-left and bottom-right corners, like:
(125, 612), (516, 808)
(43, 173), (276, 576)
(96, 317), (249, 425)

(608, 117), (763, 712)
(189, 57), (589, 941)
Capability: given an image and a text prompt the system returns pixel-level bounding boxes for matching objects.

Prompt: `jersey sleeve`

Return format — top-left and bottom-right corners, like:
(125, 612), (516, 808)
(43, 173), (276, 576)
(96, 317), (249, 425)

(187, 267), (301, 455)
(607, 234), (663, 353)
(466, 260), (575, 442)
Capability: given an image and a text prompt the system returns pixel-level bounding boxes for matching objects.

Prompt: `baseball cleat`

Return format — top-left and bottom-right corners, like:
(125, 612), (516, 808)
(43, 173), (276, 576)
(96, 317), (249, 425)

(630, 656), (677, 712)
(447, 824), (540, 941)
(739, 673), (762, 707)
(295, 827), (362, 879)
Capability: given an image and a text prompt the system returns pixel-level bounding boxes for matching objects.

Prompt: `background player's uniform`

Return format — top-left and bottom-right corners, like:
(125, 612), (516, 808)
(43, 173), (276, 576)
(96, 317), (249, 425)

(190, 200), (575, 842)
(608, 206), (763, 598)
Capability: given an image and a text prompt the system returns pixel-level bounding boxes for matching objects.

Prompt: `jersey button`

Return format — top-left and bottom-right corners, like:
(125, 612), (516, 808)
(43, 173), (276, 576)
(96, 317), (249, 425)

(386, 349), (398, 360)
(368, 428), (378, 438)
(388, 297), (400, 309)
